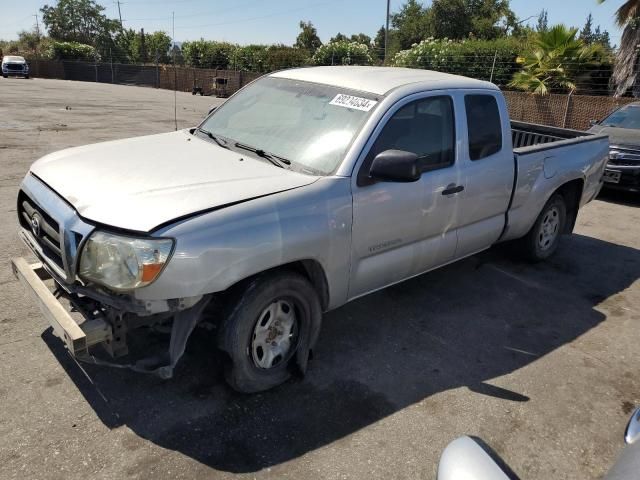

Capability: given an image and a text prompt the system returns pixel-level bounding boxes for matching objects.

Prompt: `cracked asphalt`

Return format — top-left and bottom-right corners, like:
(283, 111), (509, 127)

(0, 78), (639, 479)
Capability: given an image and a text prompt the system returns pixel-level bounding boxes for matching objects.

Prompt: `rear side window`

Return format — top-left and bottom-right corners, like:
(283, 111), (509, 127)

(465, 95), (502, 160)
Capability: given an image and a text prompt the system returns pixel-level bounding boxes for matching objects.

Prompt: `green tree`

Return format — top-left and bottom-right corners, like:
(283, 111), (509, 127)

(467, 0), (518, 39)
(373, 26), (386, 61)
(428, 0), (471, 39)
(580, 14), (611, 49)
(509, 25), (608, 95)
(40, 0), (116, 45)
(580, 13), (594, 42)
(350, 33), (372, 45)
(295, 21), (322, 53)
(41, 0), (123, 59)
(536, 9), (549, 32)
(391, 0), (431, 49)
(330, 32), (348, 43)
(146, 31), (172, 63)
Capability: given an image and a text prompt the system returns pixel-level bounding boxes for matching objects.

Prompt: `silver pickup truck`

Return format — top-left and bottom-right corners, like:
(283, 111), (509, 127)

(11, 67), (608, 393)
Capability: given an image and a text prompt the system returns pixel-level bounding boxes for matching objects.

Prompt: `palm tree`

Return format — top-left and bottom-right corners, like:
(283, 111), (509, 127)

(598, 0), (640, 96)
(509, 25), (606, 95)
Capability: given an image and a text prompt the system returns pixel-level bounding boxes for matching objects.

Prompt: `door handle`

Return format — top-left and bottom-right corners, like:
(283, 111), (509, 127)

(442, 184), (464, 195)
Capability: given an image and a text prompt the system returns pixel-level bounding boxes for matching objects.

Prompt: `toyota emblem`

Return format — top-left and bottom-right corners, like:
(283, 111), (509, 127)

(30, 212), (42, 237)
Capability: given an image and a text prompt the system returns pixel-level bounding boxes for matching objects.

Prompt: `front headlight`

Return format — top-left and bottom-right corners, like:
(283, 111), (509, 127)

(79, 231), (174, 291)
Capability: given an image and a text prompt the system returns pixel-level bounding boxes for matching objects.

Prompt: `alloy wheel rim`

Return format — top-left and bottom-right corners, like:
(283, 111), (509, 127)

(251, 299), (298, 369)
(538, 206), (560, 251)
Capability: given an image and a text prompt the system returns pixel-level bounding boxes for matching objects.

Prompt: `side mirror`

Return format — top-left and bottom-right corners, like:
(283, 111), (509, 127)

(207, 106), (217, 116)
(369, 149), (420, 183)
(589, 119), (599, 127)
(437, 437), (511, 480)
(625, 407), (640, 444)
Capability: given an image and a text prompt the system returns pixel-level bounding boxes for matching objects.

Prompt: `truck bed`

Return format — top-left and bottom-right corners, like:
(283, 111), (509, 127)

(502, 121), (609, 243)
(511, 121), (595, 151)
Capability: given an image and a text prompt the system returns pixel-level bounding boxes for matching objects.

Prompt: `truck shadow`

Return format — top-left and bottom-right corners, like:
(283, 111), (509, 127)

(43, 233), (640, 474)
(598, 189), (640, 207)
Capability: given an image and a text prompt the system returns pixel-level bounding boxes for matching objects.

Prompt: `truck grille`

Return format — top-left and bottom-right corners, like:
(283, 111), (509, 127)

(18, 191), (64, 269)
(5, 64), (24, 71)
(609, 145), (640, 166)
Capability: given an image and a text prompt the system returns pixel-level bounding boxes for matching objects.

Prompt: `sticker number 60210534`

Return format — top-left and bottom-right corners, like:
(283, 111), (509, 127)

(329, 94), (378, 112)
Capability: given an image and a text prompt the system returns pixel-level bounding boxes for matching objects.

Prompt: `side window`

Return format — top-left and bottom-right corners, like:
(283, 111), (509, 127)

(465, 94), (503, 161)
(360, 96), (455, 183)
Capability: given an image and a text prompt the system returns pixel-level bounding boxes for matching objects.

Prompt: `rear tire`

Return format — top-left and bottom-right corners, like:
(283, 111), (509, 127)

(218, 271), (322, 393)
(520, 194), (567, 262)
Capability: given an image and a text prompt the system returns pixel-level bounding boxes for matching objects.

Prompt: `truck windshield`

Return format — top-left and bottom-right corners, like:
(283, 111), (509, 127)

(200, 76), (380, 175)
(601, 105), (640, 130)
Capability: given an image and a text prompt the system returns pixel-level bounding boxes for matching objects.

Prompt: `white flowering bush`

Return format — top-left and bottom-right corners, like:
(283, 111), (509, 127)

(312, 41), (373, 66)
(393, 37), (522, 87)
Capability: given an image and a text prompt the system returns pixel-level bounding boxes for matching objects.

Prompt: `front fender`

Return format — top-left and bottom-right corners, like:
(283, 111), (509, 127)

(134, 177), (353, 310)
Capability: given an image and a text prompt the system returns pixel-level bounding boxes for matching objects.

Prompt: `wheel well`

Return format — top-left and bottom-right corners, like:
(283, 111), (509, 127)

(555, 179), (584, 234)
(287, 260), (330, 311)
(222, 260), (330, 312)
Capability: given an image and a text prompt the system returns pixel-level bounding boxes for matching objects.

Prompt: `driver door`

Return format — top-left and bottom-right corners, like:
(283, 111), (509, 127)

(348, 93), (464, 299)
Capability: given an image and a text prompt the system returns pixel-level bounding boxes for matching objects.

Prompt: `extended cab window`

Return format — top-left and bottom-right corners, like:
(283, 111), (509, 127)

(465, 94), (502, 160)
(361, 96), (455, 183)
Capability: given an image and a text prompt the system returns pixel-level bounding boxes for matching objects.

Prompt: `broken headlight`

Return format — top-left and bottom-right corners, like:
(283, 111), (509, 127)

(79, 231), (174, 291)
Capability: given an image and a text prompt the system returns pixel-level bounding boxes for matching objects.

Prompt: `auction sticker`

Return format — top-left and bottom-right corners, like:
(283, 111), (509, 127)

(329, 94), (377, 111)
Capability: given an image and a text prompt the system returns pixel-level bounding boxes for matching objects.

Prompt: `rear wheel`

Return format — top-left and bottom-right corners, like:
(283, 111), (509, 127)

(218, 271), (322, 393)
(520, 194), (567, 262)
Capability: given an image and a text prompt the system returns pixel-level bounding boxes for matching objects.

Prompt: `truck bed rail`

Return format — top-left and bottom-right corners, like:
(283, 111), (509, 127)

(511, 121), (590, 149)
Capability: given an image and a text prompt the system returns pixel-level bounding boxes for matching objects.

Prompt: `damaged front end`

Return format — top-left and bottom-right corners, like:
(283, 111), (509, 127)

(13, 174), (209, 379)
(11, 257), (211, 379)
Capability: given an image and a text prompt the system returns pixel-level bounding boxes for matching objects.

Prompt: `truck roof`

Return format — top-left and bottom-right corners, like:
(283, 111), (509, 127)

(2, 55), (25, 63)
(270, 66), (498, 96)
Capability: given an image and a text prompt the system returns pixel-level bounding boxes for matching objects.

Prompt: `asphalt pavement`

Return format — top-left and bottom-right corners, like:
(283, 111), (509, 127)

(0, 77), (638, 479)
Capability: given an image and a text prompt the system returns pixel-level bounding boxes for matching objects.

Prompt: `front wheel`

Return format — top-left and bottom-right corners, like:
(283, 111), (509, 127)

(520, 193), (567, 262)
(218, 271), (322, 393)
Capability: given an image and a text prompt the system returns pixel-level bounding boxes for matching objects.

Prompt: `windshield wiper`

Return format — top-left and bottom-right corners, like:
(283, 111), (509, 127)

(195, 127), (229, 149)
(234, 142), (292, 168)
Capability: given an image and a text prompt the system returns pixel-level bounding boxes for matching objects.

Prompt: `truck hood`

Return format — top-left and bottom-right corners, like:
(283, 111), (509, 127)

(30, 130), (319, 232)
(588, 125), (640, 147)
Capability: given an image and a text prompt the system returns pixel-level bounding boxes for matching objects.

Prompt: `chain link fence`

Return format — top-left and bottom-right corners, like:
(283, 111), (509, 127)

(25, 58), (634, 131)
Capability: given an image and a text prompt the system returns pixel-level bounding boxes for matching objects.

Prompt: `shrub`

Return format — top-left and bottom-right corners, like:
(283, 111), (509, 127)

(312, 41), (373, 66)
(393, 37), (523, 86)
(46, 41), (99, 60)
(182, 39), (237, 69)
(264, 45), (310, 71)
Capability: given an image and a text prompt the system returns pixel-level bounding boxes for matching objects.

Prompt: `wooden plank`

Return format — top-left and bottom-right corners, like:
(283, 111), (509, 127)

(11, 257), (87, 355)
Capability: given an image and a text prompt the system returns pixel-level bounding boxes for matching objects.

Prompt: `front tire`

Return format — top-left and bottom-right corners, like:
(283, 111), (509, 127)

(218, 271), (322, 393)
(520, 193), (567, 262)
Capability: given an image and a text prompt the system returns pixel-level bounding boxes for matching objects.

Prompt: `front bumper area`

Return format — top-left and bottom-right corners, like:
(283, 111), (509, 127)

(603, 164), (640, 193)
(12, 256), (212, 379)
(11, 257), (112, 356)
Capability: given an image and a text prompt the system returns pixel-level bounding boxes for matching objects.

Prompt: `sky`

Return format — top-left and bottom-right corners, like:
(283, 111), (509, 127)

(0, 0), (624, 46)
